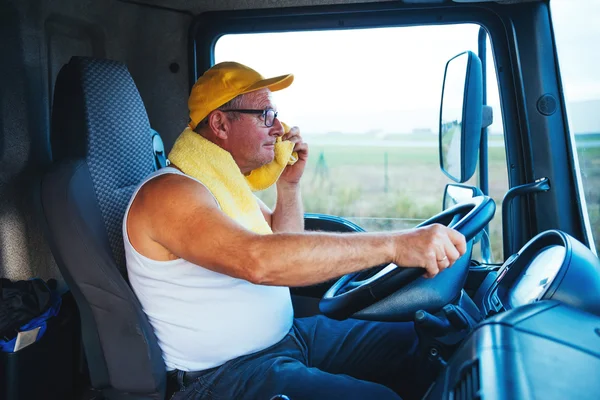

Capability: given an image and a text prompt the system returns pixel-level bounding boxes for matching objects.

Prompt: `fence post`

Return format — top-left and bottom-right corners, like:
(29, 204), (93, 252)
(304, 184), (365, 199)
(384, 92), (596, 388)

(384, 151), (389, 193)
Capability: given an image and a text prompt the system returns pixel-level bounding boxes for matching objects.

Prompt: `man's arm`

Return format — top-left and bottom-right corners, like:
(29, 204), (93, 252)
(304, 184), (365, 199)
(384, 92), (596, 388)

(128, 174), (466, 287)
(272, 182), (304, 233)
(269, 126), (306, 233)
(257, 182), (304, 233)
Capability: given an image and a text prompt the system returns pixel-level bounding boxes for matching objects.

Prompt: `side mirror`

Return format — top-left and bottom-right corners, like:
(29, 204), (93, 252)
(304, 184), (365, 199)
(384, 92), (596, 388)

(443, 183), (491, 260)
(443, 183), (483, 210)
(439, 51), (491, 183)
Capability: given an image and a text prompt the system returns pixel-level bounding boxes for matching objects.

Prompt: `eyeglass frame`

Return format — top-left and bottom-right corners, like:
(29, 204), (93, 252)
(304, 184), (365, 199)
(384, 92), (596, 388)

(220, 108), (279, 128)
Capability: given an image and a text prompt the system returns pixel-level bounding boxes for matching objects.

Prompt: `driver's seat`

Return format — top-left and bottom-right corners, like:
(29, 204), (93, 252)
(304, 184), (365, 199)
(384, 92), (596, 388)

(40, 56), (166, 399)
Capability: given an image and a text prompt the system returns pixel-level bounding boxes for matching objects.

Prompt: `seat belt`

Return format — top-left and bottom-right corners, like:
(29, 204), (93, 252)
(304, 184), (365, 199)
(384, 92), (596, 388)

(151, 128), (169, 170)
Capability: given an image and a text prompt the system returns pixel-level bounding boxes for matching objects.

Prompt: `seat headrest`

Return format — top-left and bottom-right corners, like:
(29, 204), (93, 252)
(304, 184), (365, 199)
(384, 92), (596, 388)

(51, 57), (155, 270)
(51, 57), (153, 164)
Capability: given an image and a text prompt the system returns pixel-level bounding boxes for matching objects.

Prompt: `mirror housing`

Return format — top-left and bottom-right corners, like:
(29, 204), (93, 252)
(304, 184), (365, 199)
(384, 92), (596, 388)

(443, 183), (483, 210)
(439, 51), (485, 183)
(443, 184), (488, 255)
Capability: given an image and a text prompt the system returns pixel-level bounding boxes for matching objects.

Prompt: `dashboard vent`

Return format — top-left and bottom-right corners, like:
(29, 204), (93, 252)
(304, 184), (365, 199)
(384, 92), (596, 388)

(452, 360), (481, 400)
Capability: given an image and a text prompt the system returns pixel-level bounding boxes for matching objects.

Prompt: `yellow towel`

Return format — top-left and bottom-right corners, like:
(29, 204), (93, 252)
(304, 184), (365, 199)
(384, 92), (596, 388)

(167, 127), (297, 234)
(245, 121), (298, 191)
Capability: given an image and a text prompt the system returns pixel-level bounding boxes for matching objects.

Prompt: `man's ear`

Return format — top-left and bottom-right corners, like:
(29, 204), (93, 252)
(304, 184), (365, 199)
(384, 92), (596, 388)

(207, 111), (230, 139)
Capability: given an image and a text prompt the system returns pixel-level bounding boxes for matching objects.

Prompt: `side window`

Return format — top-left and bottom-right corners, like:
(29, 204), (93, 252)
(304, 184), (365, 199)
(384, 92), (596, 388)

(215, 24), (507, 261)
(551, 0), (600, 253)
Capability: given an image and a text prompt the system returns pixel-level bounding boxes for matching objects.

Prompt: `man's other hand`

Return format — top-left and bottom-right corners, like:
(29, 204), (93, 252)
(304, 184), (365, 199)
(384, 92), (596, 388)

(279, 126), (308, 186)
(393, 224), (467, 278)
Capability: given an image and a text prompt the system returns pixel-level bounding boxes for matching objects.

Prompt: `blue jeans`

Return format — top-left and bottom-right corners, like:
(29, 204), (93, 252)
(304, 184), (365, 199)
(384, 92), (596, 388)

(170, 315), (420, 400)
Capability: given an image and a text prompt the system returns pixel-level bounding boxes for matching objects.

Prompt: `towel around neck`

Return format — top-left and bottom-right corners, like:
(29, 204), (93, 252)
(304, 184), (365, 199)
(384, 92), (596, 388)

(167, 127), (298, 234)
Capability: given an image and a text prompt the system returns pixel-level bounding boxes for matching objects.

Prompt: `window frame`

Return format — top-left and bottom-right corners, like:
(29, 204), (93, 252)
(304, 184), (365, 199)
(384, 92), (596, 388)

(188, 1), (594, 257)
(549, 1), (598, 256)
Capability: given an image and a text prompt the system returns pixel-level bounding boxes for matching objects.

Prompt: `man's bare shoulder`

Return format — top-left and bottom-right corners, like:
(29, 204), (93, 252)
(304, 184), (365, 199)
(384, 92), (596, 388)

(128, 172), (219, 238)
(135, 172), (217, 212)
(127, 172), (219, 261)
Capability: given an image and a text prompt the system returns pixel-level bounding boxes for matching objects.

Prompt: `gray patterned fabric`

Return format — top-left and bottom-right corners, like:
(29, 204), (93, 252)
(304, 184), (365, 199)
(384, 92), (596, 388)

(46, 57), (167, 396)
(53, 57), (155, 275)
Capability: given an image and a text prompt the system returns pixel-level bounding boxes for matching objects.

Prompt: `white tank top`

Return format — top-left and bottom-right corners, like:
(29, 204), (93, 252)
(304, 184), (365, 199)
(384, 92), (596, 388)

(123, 167), (293, 372)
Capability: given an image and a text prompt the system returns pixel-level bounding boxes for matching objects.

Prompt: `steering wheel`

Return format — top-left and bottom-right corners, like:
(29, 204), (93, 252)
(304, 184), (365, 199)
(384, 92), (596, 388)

(319, 196), (496, 321)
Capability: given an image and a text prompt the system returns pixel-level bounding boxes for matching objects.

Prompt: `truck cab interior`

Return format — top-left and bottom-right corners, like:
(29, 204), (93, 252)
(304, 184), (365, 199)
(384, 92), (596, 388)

(1, 0), (599, 399)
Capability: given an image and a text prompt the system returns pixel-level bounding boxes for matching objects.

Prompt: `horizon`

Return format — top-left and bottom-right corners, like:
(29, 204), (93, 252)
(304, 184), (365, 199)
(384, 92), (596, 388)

(215, 1), (600, 138)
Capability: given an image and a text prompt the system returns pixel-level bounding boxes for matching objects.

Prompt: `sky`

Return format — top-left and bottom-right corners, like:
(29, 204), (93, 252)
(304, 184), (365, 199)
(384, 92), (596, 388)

(215, 0), (600, 137)
(551, 0), (600, 102)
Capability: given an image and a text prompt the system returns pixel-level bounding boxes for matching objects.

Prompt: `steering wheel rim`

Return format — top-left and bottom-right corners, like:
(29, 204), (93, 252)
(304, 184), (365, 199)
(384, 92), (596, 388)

(319, 196), (496, 320)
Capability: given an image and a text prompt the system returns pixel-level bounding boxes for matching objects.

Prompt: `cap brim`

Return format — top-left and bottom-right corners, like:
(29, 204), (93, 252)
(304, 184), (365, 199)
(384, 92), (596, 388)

(242, 74), (294, 94)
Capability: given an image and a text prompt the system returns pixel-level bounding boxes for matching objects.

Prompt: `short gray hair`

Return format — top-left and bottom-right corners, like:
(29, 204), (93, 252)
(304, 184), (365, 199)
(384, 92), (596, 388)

(195, 92), (263, 132)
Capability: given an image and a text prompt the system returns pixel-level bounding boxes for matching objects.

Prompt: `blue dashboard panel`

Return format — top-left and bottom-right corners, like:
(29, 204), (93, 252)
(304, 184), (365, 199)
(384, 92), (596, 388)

(424, 301), (600, 400)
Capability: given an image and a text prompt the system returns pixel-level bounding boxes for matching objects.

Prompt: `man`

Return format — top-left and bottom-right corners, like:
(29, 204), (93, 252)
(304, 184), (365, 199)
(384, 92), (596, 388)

(123, 62), (466, 399)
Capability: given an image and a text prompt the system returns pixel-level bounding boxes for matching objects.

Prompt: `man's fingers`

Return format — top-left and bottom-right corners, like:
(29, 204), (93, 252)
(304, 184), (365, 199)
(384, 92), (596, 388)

(447, 228), (467, 256)
(293, 141), (308, 153)
(290, 142), (309, 162)
(284, 133), (300, 142)
(424, 263), (440, 278)
(437, 256), (451, 269)
(282, 126), (300, 141)
(399, 224), (467, 279)
(443, 239), (461, 265)
(423, 252), (440, 278)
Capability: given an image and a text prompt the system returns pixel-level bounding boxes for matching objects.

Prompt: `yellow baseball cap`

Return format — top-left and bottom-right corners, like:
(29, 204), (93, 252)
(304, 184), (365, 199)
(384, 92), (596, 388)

(188, 62), (294, 130)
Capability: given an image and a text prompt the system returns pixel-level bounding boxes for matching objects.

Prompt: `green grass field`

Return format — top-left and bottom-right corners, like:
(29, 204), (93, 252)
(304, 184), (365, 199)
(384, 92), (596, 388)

(257, 135), (599, 262)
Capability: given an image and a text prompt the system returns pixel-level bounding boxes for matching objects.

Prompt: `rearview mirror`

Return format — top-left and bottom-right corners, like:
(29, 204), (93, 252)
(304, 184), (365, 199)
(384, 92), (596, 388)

(439, 51), (488, 183)
(443, 183), (483, 210)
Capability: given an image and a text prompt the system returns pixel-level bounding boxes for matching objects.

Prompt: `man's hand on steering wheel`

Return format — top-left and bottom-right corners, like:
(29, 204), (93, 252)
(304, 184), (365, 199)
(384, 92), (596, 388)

(393, 224), (467, 279)
(320, 196), (494, 320)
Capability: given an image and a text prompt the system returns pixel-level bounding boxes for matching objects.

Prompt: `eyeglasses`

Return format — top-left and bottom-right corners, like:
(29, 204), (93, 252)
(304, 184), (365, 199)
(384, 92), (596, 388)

(221, 108), (279, 128)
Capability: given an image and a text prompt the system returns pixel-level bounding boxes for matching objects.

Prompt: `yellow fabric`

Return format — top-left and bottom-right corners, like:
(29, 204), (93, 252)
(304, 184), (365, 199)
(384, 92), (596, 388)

(188, 62), (294, 130)
(245, 121), (298, 191)
(167, 127), (297, 234)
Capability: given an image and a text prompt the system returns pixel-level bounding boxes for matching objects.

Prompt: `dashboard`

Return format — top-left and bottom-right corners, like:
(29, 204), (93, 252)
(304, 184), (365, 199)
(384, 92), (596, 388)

(508, 245), (565, 308)
(474, 230), (600, 318)
(425, 230), (600, 400)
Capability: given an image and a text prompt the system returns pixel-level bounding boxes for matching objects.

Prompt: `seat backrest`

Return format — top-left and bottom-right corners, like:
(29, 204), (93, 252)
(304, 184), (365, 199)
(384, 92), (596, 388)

(41, 56), (166, 399)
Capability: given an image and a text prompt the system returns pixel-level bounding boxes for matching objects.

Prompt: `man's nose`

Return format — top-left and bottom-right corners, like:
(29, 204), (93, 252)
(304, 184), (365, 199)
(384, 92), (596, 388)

(270, 118), (284, 137)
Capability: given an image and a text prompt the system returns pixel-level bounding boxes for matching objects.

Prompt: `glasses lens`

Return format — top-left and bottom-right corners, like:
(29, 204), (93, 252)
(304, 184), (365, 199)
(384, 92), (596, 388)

(264, 109), (276, 127)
